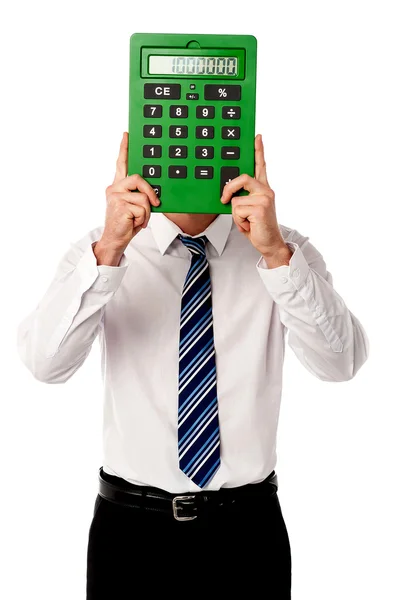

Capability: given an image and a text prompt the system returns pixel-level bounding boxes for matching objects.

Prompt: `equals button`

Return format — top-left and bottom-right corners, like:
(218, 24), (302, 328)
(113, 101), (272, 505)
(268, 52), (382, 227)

(195, 166), (214, 179)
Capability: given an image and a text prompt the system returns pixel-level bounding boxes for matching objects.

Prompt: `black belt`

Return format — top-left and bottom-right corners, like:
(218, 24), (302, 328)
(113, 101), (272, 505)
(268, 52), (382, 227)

(98, 467), (278, 521)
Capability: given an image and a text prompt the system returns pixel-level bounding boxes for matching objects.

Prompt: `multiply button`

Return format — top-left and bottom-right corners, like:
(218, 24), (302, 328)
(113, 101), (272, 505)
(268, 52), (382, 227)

(204, 85), (241, 100)
(144, 83), (181, 99)
(222, 126), (240, 139)
(222, 106), (241, 119)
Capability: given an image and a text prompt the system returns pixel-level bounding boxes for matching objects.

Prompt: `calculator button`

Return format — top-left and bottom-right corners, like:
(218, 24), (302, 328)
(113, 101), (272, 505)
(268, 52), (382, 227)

(196, 106), (215, 119)
(195, 146), (214, 159)
(151, 185), (161, 198)
(143, 145), (162, 158)
(169, 145), (188, 158)
(195, 166), (214, 179)
(204, 85), (241, 101)
(144, 83), (181, 99)
(196, 126), (214, 139)
(143, 125), (162, 138)
(170, 105), (188, 118)
(220, 166), (240, 195)
(221, 146), (240, 159)
(169, 166), (187, 178)
(143, 105), (162, 118)
(143, 165), (161, 178)
(186, 93), (199, 100)
(169, 125), (188, 138)
(222, 126), (241, 139)
(222, 106), (241, 119)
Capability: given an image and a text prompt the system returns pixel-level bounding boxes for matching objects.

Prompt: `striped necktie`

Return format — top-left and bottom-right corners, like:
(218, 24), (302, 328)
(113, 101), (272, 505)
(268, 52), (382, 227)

(177, 234), (221, 488)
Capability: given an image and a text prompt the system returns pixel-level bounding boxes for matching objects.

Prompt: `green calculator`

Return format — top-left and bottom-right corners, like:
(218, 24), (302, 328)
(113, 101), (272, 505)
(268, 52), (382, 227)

(128, 33), (257, 214)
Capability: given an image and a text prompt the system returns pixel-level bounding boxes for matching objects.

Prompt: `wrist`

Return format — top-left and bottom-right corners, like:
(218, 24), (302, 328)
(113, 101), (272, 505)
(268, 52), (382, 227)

(261, 243), (293, 269)
(93, 240), (124, 266)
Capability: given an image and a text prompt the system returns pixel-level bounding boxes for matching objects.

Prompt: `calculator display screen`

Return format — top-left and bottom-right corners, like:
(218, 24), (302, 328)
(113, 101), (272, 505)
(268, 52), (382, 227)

(149, 55), (238, 76)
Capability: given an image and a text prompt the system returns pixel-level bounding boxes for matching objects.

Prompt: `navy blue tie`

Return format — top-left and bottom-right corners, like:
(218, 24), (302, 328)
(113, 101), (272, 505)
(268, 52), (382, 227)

(177, 234), (221, 488)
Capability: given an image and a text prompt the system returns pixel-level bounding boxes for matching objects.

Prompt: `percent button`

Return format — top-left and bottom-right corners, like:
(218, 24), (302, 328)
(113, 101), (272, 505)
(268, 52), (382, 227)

(204, 85), (241, 101)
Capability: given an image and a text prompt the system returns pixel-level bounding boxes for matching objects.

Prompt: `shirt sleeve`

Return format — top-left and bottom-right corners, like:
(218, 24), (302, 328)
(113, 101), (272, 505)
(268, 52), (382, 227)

(255, 227), (370, 382)
(16, 227), (129, 383)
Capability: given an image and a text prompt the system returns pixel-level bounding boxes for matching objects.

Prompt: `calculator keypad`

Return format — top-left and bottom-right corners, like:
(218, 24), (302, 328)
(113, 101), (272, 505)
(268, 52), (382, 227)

(141, 83), (244, 189)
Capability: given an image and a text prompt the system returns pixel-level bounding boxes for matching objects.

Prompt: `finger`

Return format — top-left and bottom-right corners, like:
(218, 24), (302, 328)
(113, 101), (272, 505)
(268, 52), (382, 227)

(254, 134), (268, 185)
(119, 191), (151, 227)
(113, 132), (128, 183)
(115, 173), (160, 207)
(220, 173), (264, 203)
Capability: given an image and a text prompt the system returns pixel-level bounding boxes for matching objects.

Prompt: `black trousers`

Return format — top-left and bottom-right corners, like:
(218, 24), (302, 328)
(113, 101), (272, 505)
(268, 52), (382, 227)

(86, 472), (292, 599)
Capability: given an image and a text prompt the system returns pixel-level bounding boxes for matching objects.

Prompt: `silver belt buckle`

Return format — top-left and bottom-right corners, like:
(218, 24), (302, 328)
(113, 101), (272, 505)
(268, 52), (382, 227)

(172, 495), (197, 521)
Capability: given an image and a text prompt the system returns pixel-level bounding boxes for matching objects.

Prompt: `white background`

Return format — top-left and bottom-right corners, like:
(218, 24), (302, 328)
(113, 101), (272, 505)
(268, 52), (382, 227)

(1, 1), (398, 598)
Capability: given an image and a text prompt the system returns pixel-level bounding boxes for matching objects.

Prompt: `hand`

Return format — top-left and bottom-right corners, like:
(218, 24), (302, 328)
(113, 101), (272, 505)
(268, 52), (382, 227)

(98, 132), (161, 255)
(220, 134), (289, 259)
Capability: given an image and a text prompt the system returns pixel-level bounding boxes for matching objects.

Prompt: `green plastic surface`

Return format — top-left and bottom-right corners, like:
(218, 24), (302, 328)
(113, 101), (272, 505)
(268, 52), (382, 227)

(128, 33), (257, 214)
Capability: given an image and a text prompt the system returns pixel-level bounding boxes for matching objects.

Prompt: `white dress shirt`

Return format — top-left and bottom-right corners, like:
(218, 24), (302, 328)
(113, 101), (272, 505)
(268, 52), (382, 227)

(17, 213), (369, 493)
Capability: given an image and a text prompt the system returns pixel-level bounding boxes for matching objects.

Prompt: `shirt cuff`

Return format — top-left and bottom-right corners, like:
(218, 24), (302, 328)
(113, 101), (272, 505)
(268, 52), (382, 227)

(75, 241), (129, 293)
(256, 242), (310, 295)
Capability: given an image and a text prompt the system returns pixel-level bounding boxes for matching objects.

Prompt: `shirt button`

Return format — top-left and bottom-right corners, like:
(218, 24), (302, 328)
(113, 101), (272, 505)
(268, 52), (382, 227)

(100, 276), (108, 282)
(292, 268), (300, 278)
(280, 276), (288, 283)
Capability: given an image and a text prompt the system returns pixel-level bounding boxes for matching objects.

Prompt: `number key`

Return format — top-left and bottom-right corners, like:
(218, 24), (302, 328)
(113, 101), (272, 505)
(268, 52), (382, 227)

(143, 105), (162, 118)
(143, 125), (162, 138)
(195, 146), (214, 159)
(143, 145), (162, 158)
(170, 105), (188, 118)
(196, 126), (214, 139)
(143, 165), (161, 178)
(169, 145), (188, 158)
(196, 106), (215, 119)
(170, 125), (188, 138)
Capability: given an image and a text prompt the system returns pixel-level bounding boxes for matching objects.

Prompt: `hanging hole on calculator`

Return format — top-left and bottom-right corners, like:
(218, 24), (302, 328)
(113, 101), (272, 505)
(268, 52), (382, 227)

(186, 40), (201, 49)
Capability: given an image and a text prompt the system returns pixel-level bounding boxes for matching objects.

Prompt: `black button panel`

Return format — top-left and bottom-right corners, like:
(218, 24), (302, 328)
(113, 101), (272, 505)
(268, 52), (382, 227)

(144, 84), (181, 99)
(204, 85), (241, 100)
(141, 83), (244, 190)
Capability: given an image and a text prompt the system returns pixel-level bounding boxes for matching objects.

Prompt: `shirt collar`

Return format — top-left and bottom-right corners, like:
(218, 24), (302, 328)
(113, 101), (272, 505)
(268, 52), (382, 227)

(148, 212), (233, 257)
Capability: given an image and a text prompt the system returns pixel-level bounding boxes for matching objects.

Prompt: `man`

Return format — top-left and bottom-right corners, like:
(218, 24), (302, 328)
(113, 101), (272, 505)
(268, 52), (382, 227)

(17, 131), (369, 599)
